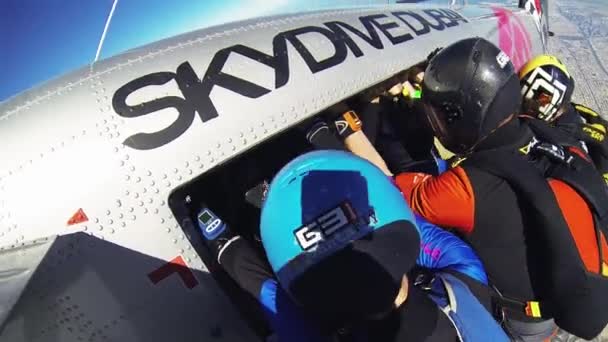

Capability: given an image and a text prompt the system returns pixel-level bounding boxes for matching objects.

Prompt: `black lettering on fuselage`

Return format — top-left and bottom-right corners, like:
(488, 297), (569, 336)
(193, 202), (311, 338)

(424, 9), (469, 28)
(112, 72), (196, 150)
(113, 9), (468, 150)
(368, 13), (413, 45)
(282, 26), (348, 73)
(324, 14), (387, 56)
(392, 11), (434, 36)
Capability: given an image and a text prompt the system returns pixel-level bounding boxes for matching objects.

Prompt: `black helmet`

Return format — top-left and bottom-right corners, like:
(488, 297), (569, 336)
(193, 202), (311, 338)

(421, 37), (521, 155)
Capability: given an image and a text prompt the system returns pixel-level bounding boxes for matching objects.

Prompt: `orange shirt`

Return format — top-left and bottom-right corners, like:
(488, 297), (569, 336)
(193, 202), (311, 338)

(395, 167), (608, 274)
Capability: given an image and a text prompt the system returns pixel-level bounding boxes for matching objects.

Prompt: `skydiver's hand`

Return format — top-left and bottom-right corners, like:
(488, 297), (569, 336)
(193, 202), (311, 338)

(370, 82), (403, 104)
(304, 119), (346, 151)
(408, 67), (424, 84)
(387, 82), (404, 97)
(322, 104), (363, 140)
(401, 81), (422, 103)
(575, 122), (608, 158)
(331, 110), (363, 140)
(570, 104), (608, 157)
(574, 103), (607, 127)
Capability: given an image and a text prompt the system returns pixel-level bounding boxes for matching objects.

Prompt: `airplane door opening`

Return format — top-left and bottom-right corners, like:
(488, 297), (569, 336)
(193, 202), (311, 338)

(166, 62), (425, 339)
(167, 125), (315, 340)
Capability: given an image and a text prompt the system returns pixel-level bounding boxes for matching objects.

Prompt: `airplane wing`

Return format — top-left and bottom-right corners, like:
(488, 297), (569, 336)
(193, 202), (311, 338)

(0, 238), (56, 330)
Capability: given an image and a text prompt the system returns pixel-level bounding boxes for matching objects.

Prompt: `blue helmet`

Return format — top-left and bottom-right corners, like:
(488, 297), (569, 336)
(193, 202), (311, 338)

(261, 150), (420, 320)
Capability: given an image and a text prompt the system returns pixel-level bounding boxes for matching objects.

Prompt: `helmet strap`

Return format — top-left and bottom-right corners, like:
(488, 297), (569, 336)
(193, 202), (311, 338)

(464, 113), (517, 155)
(553, 104), (569, 122)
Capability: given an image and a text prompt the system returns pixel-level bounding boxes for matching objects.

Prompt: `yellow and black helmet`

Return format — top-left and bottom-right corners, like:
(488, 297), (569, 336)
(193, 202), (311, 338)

(519, 54), (575, 122)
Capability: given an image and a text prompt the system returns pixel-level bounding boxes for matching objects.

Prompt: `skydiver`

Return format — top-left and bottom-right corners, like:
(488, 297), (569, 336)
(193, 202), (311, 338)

(193, 152), (506, 340)
(305, 83), (445, 178)
(194, 203), (326, 342)
(260, 149), (509, 341)
(343, 63), (448, 177)
(518, 54), (608, 185)
(341, 37), (608, 341)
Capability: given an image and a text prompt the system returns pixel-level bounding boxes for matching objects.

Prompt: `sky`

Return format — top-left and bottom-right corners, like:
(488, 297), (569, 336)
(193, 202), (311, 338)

(0, 0), (390, 101)
(0, 0), (508, 102)
(1, 0), (109, 101)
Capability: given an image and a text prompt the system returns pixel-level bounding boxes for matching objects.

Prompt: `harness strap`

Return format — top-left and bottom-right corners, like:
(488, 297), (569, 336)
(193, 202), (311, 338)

(490, 289), (546, 320)
(424, 272), (510, 341)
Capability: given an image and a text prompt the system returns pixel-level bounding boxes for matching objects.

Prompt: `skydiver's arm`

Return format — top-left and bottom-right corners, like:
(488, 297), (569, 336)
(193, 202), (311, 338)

(572, 104), (608, 184)
(330, 109), (393, 176)
(394, 167), (475, 235)
(339, 116), (435, 178)
(302, 105), (389, 174)
(591, 155), (608, 186)
(343, 130), (393, 176)
(335, 94), (435, 176)
(219, 238), (329, 341)
(414, 215), (487, 285)
(260, 279), (330, 342)
(372, 73), (437, 168)
(304, 120), (347, 151)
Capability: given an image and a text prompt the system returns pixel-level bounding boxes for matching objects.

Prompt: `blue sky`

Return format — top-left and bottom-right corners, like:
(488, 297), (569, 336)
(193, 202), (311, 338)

(1, 0), (460, 102)
(1, 0), (238, 101)
(2, 0), (109, 101)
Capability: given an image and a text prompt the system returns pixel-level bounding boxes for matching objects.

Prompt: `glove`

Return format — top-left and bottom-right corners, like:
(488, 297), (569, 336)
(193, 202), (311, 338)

(576, 122), (608, 158)
(574, 103), (606, 126)
(571, 103), (608, 155)
(304, 120), (345, 151)
(414, 215), (488, 285)
(401, 81), (422, 101)
(330, 110), (362, 140)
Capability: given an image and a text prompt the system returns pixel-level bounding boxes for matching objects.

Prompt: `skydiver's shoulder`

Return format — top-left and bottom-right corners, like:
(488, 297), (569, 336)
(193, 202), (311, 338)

(557, 102), (602, 125)
(572, 102), (601, 117)
(395, 165), (469, 186)
(554, 103), (582, 126)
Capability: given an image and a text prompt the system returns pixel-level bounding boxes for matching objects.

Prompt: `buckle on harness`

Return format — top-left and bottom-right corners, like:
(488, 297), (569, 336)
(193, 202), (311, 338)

(413, 268), (436, 291)
(532, 142), (574, 165)
(492, 286), (545, 320)
(525, 301), (542, 318)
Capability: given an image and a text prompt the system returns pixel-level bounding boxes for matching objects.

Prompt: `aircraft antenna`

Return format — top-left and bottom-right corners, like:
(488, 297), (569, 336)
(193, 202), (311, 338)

(94, 0), (119, 63)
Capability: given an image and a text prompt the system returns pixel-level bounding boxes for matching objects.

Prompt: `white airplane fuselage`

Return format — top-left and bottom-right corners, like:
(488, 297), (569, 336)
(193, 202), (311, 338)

(0, 3), (546, 341)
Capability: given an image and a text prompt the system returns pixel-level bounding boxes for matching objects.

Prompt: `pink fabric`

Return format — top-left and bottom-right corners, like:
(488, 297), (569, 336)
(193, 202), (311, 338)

(535, 0), (543, 15)
(421, 242), (442, 261)
(492, 7), (532, 72)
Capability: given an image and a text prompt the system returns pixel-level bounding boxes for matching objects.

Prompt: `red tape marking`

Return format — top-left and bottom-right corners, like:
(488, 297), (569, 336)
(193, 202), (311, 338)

(67, 208), (89, 226)
(148, 256), (199, 289)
